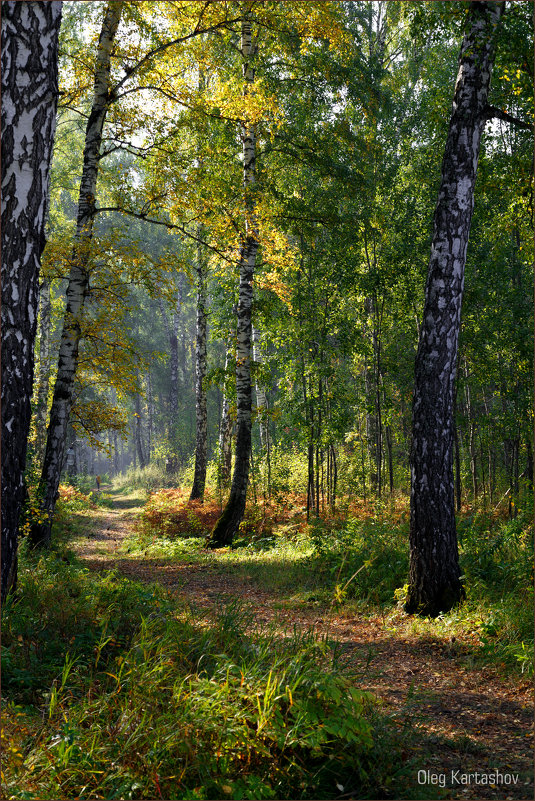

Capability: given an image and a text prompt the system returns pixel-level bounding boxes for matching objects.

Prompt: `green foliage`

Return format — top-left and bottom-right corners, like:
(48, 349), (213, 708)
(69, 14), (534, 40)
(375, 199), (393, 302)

(457, 505), (534, 675)
(309, 516), (410, 607)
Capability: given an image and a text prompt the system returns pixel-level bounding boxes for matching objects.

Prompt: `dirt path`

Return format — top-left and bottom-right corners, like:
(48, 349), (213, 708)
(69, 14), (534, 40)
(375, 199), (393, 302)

(72, 493), (534, 801)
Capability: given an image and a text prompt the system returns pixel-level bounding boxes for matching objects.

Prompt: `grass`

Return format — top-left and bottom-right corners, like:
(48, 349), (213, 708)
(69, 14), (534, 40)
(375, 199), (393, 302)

(2, 478), (532, 799)
(1, 540), (433, 800)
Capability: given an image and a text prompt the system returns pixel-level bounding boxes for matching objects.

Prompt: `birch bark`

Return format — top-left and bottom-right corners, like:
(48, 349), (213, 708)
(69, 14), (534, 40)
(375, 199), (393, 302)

(406, 0), (505, 616)
(190, 231), (208, 500)
(34, 278), (52, 464)
(158, 293), (181, 428)
(30, 2), (124, 547)
(219, 340), (234, 485)
(252, 326), (269, 452)
(209, 6), (258, 546)
(1, 0), (62, 600)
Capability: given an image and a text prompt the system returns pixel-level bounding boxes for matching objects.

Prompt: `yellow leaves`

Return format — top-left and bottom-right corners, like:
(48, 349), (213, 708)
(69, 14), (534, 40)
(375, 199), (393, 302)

(209, 74), (282, 128)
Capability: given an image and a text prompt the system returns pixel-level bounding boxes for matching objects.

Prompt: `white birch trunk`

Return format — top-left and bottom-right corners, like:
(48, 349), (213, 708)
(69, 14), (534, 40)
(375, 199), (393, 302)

(1, 1), (62, 598)
(252, 326), (269, 451)
(219, 340), (234, 485)
(190, 229), (208, 500)
(406, 0), (505, 616)
(31, 2), (123, 546)
(210, 6), (259, 545)
(158, 292), (181, 430)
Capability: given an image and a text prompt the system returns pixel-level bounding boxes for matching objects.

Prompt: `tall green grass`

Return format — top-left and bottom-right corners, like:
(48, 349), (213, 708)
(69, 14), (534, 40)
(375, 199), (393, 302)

(2, 541), (433, 800)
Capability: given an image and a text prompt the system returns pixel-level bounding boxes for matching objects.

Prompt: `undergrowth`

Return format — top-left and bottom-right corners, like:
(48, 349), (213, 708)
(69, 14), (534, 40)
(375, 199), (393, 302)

(308, 499), (534, 676)
(132, 480), (533, 678)
(1, 539), (431, 800)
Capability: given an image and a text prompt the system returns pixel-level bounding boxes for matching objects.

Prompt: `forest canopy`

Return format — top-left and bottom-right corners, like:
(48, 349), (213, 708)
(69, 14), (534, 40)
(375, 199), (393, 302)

(31, 0), (532, 501)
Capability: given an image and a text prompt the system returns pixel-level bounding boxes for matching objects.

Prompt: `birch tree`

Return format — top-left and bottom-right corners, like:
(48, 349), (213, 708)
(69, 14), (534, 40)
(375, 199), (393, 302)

(1, 1), (62, 601)
(30, 2), (124, 547)
(209, 4), (259, 546)
(252, 326), (270, 453)
(218, 338), (234, 486)
(190, 232), (208, 500)
(405, 0), (505, 616)
(34, 278), (52, 464)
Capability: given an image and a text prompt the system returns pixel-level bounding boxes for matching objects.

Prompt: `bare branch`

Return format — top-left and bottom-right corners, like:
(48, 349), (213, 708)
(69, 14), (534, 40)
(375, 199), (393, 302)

(484, 104), (533, 131)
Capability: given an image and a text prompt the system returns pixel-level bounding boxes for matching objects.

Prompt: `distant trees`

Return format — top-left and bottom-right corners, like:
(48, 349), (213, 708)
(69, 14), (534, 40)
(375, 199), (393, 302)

(189, 234), (209, 500)
(405, 0), (505, 616)
(1, 0), (63, 600)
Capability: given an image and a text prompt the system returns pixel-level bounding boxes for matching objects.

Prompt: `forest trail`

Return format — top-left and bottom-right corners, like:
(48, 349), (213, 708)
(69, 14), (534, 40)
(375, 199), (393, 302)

(71, 491), (534, 801)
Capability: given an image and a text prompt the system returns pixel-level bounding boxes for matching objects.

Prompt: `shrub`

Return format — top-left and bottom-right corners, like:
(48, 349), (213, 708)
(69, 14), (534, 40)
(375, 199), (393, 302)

(309, 516), (409, 607)
(138, 488), (221, 540)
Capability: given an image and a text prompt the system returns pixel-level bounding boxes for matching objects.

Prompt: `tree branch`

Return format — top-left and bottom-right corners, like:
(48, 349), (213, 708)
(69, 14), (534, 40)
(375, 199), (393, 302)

(110, 15), (242, 97)
(94, 205), (236, 264)
(484, 104), (533, 131)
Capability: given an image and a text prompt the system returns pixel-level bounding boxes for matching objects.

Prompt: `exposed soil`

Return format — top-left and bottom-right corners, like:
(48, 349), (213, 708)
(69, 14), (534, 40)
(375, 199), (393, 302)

(72, 492), (534, 801)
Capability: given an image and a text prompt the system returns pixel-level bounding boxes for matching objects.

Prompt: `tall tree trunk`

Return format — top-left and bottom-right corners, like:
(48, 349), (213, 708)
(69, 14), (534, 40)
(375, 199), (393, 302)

(1, 1), (62, 601)
(30, 1), (123, 548)
(454, 421), (462, 513)
(190, 231), (208, 500)
(252, 325), (271, 496)
(526, 438), (534, 493)
(34, 278), (52, 465)
(146, 368), (154, 462)
(364, 299), (378, 492)
(252, 326), (269, 451)
(463, 365), (478, 499)
(113, 430), (119, 475)
(406, 0), (504, 617)
(209, 7), (259, 546)
(66, 425), (77, 478)
(219, 340), (234, 486)
(385, 423), (394, 494)
(134, 377), (147, 470)
(158, 293), (181, 433)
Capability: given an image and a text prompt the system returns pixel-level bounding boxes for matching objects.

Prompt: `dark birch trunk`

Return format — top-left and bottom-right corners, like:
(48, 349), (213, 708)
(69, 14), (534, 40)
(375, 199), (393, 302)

(34, 278), (52, 464)
(385, 423), (394, 494)
(406, 0), (504, 617)
(190, 231), (208, 500)
(30, 1), (123, 548)
(454, 422), (462, 513)
(464, 366), (478, 498)
(134, 377), (147, 470)
(526, 439), (533, 492)
(219, 340), (234, 486)
(1, 1), (62, 600)
(209, 8), (258, 546)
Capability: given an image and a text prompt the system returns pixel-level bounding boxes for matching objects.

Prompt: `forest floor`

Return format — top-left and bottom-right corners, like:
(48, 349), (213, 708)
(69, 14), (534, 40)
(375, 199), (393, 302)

(71, 488), (534, 801)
